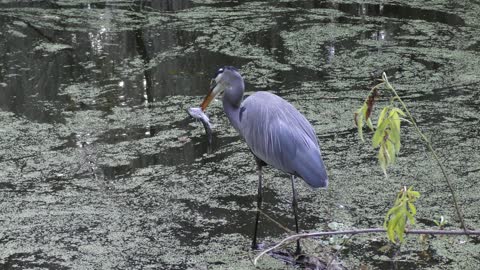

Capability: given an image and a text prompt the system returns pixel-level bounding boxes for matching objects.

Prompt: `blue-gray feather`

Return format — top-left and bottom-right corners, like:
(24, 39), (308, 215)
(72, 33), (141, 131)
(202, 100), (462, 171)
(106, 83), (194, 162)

(217, 67), (328, 188)
(237, 92), (328, 188)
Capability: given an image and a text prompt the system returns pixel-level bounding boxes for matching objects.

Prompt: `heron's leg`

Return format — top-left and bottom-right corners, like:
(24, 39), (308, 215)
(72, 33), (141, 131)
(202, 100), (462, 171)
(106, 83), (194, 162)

(252, 162), (263, 250)
(291, 175), (302, 255)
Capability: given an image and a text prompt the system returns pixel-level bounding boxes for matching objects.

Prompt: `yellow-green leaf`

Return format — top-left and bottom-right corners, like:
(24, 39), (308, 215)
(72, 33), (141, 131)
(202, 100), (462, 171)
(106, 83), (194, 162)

(408, 190), (421, 199)
(384, 186), (421, 244)
(408, 202), (417, 215)
(373, 121), (388, 148)
(355, 110), (365, 142)
(386, 139), (396, 163)
(387, 226), (395, 242)
(377, 107), (389, 128)
(390, 110), (401, 134)
(366, 118), (374, 131)
(385, 205), (402, 219)
(387, 212), (403, 243)
(396, 217), (406, 242)
(391, 107), (406, 116)
(378, 147), (387, 176)
(389, 123), (401, 153)
(406, 211), (415, 224)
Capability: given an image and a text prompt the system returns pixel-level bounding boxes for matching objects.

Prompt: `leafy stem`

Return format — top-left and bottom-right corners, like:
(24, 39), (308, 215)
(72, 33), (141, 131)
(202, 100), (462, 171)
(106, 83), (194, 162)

(384, 186), (420, 243)
(381, 73), (466, 231)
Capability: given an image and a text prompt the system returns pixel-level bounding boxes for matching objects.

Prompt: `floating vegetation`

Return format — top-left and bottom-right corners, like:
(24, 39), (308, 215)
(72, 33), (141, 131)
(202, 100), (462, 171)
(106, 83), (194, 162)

(0, 0), (480, 269)
(34, 42), (73, 52)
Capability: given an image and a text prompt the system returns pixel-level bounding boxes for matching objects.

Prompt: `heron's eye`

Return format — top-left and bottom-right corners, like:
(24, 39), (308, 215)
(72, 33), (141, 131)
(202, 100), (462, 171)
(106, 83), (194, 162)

(213, 68), (224, 79)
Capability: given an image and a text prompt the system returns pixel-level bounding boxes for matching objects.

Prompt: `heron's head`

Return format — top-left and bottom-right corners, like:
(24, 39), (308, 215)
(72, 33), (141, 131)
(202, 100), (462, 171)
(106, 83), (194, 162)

(201, 66), (243, 111)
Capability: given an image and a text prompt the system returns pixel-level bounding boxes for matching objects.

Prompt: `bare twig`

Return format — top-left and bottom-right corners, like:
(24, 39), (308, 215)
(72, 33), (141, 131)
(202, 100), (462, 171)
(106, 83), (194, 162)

(253, 228), (480, 265)
(326, 234), (354, 269)
(258, 209), (293, 233)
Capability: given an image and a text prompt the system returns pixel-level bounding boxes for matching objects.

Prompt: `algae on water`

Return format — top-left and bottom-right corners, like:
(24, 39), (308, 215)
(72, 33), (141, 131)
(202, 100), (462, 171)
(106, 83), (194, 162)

(0, 0), (479, 269)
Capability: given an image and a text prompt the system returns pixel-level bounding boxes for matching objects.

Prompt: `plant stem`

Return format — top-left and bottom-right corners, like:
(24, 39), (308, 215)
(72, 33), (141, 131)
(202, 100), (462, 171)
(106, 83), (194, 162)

(381, 73), (467, 231)
(253, 228), (480, 265)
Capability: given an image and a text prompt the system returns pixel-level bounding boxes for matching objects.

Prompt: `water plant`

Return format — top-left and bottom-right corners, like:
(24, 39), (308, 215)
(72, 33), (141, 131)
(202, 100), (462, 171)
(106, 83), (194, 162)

(355, 72), (466, 236)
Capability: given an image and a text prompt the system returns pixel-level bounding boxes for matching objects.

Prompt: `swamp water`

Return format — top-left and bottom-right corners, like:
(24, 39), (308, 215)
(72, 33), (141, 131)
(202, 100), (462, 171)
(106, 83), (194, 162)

(0, 0), (479, 269)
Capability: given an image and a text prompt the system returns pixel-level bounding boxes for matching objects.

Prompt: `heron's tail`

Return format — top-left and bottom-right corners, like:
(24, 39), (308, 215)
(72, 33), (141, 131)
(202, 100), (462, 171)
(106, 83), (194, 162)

(294, 148), (328, 188)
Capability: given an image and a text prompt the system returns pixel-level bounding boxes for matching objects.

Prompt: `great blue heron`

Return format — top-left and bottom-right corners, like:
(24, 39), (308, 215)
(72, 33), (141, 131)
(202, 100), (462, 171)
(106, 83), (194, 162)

(200, 66), (328, 254)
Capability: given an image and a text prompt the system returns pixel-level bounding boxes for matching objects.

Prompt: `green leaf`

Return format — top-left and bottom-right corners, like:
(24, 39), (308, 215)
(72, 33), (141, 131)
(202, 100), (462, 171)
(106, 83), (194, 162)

(355, 103), (370, 141)
(384, 186), (421, 244)
(355, 110), (365, 142)
(373, 121), (388, 148)
(396, 216), (406, 242)
(391, 107), (406, 116)
(406, 211), (415, 224)
(386, 139), (396, 163)
(366, 118), (374, 131)
(387, 212), (404, 243)
(378, 147), (387, 177)
(385, 205), (403, 222)
(389, 122), (401, 153)
(408, 190), (420, 202)
(399, 117), (412, 124)
(389, 110), (401, 134)
(377, 107), (389, 128)
(386, 215), (397, 242)
(408, 202), (417, 215)
(387, 225), (395, 242)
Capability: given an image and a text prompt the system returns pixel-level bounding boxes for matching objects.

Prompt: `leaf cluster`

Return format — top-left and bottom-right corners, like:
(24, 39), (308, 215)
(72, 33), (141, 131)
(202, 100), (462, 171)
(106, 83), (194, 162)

(354, 88), (377, 141)
(354, 84), (406, 176)
(373, 107), (405, 176)
(434, 216), (447, 229)
(384, 187), (421, 243)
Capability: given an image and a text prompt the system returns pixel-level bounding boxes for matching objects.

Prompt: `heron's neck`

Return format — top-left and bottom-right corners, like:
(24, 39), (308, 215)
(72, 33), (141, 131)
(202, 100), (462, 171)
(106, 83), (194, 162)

(223, 84), (244, 132)
(223, 96), (242, 132)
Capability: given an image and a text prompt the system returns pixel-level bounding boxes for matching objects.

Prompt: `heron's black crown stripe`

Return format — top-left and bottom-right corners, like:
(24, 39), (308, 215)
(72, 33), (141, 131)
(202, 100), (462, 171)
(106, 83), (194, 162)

(213, 66), (239, 78)
(213, 68), (224, 78)
(224, 66), (238, 71)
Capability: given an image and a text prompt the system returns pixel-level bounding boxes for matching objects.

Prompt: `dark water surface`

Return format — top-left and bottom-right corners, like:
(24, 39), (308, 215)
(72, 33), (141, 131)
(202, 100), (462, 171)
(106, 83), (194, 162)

(1, 0), (479, 269)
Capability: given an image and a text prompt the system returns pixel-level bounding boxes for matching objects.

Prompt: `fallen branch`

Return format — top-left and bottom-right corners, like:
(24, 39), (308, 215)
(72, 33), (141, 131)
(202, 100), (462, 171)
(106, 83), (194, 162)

(253, 228), (480, 265)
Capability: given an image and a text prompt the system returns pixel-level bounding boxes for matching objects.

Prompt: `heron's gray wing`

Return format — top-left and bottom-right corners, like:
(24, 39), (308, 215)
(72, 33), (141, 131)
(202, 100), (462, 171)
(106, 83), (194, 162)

(239, 92), (328, 188)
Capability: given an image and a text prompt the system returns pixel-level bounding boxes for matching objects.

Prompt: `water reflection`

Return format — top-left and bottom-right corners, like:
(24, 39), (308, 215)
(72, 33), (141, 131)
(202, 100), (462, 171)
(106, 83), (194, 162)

(0, 5), (244, 123)
(278, 1), (465, 26)
(149, 0), (193, 11)
(134, 27), (154, 104)
(134, 0), (193, 11)
(100, 134), (239, 180)
(82, 0), (193, 12)
(326, 44), (335, 63)
(0, 0), (467, 123)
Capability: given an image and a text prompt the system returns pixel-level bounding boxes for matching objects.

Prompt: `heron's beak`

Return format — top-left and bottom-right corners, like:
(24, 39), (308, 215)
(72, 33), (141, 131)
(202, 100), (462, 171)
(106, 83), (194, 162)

(200, 79), (218, 111)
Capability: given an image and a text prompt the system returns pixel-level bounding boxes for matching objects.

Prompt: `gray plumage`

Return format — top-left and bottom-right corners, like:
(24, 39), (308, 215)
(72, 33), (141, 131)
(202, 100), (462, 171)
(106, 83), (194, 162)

(218, 68), (328, 188)
(200, 66), (328, 253)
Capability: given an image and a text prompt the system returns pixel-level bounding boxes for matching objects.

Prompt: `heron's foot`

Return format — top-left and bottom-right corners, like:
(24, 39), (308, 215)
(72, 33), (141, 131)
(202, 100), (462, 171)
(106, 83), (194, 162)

(251, 242), (265, 251)
(294, 246), (302, 256)
(294, 240), (303, 256)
